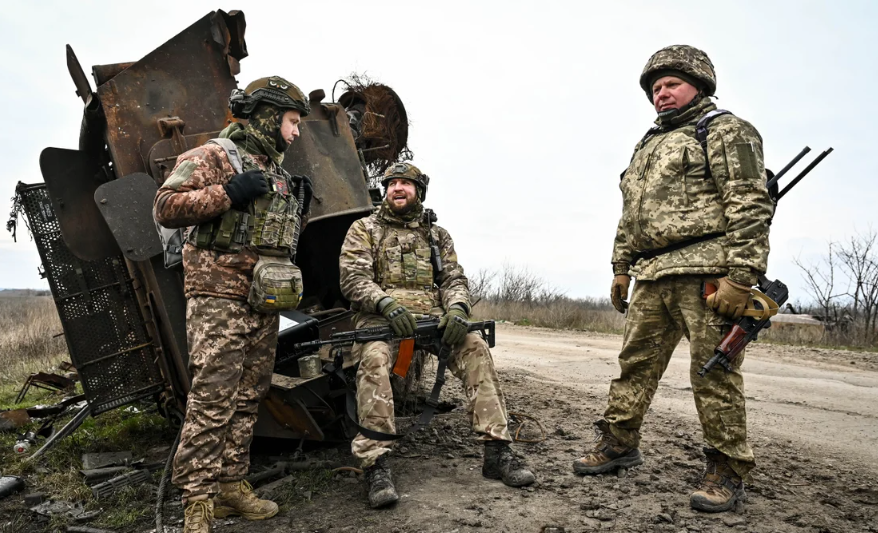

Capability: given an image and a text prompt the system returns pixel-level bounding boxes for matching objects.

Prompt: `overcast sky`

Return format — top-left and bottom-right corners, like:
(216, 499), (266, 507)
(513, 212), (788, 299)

(1, 0), (874, 304)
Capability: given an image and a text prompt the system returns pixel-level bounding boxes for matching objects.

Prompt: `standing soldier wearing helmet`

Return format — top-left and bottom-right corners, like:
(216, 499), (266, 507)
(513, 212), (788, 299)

(153, 76), (312, 532)
(572, 46), (774, 513)
(339, 162), (535, 508)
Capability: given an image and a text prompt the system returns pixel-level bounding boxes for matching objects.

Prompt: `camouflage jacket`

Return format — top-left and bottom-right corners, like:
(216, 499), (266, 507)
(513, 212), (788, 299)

(153, 127), (277, 300)
(612, 97), (773, 286)
(339, 202), (471, 320)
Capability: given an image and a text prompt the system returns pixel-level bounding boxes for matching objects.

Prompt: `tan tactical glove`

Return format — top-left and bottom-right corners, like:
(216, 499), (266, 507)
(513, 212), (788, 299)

(610, 275), (631, 313)
(706, 277), (752, 319)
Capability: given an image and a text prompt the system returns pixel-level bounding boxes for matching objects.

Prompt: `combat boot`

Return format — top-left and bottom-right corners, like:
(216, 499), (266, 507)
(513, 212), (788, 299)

(364, 455), (399, 509)
(482, 440), (536, 487)
(214, 480), (279, 520)
(182, 498), (213, 533)
(573, 419), (643, 474)
(690, 448), (746, 513)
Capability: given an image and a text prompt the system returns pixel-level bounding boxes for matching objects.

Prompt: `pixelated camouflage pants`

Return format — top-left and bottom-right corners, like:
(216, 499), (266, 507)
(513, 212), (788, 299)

(172, 296), (279, 501)
(604, 275), (756, 478)
(351, 317), (512, 467)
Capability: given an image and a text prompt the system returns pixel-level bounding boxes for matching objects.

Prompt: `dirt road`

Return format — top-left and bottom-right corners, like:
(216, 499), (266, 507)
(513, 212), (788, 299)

(223, 324), (878, 533)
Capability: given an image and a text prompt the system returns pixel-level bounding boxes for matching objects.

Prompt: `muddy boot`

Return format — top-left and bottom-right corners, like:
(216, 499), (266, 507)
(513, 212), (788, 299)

(572, 419), (643, 475)
(690, 448), (746, 513)
(482, 440), (536, 487)
(183, 498), (213, 533)
(364, 455), (399, 509)
(214, 480), (279, 520)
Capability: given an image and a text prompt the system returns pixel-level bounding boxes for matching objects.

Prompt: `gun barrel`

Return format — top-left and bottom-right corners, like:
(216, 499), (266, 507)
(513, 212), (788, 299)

(776, 147), (834, 201)
(766, 146), (811, 191)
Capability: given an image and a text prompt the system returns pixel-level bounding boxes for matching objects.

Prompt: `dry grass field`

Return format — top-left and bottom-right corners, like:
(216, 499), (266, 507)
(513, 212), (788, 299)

(0, 294), (68, 393)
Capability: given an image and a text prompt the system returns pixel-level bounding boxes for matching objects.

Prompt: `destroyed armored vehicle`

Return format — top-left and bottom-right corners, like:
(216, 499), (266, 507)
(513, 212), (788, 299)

(10, 8), (413, 452)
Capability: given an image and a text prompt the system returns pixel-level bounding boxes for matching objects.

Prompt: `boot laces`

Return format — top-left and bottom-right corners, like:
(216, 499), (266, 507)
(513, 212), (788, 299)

(184, 500), (211, 528)
(498, 445), (525, 471)
(367, 457), (392, 487)
(698, 454), (738, 494)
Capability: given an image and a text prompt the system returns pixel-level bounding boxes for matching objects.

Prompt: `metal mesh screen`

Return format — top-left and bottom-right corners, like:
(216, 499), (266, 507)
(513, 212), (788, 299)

(16, 183), (164, 414)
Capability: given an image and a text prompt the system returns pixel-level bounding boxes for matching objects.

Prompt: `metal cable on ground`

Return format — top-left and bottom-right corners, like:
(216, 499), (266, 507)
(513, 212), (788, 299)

(155, 423), (183, 533)
(509, 412), (547, 443)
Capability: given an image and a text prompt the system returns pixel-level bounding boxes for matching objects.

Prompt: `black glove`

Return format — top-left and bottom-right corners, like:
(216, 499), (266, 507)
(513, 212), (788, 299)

(223, 170), (269, 208)
(292, 175), (314, 215)
(380, 298), (417, 337)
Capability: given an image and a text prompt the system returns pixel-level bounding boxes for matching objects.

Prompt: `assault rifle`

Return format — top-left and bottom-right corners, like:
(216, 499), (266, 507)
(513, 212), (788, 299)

(290, 317), (496, 440)
(698, 146), (833, 377)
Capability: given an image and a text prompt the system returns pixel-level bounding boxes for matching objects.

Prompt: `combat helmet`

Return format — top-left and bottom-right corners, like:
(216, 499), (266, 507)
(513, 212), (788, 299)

(381, 162), (430, 200)
(639, 45), (716, 102)
(229, 75), (311, 119)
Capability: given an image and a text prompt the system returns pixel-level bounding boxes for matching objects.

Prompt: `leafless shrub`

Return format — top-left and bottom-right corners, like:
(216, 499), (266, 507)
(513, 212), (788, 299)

(470, 263), (624, 333)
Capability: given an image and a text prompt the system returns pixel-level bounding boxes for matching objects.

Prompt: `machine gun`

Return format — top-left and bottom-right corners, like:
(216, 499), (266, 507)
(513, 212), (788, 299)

(291, 317), (496, 440)
(699, 146), (832, 376)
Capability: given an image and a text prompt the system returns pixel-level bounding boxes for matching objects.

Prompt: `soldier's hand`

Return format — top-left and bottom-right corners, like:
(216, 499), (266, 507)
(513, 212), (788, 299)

(380, 299), (417, 337)
(224, 170), (269, 208)
(706, 277), (752, 319)
(439, 306), (469, 347)
(610, 275), (631, 313)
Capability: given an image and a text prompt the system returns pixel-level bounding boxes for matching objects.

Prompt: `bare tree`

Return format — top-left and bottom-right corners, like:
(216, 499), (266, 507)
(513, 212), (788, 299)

(469, 268), (497, 306)
(836, 229), (875, 318)
(793, 241), (846, 322)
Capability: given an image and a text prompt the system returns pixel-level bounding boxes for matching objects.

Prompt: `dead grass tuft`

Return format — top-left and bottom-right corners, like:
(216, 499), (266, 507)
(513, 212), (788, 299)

(0, 295), (68, 386)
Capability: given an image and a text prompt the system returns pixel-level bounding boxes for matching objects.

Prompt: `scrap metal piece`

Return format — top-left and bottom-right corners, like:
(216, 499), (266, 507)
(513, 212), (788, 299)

(15, 184), (164, 414)
(0, 410), (30, 432)
(15, 371), (76, 404)
(66, 45), (94, 105)
(25, 404), (92, 463)
(338, 75), (411, 178)
(93, 173), (162, 261)
(97, 10), (245, 179)
(82, 451), (133, 470)
(0, 476), (24, 499)
(80, 467), (130, 485)
(39, 148), (119, 261)
(91, 470), (150, 500)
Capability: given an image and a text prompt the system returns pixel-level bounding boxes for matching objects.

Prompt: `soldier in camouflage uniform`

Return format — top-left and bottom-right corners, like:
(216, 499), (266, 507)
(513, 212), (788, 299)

(153, 76), (312, 532)
(572, 46), (774, 513)
(339, 162), (535, 508)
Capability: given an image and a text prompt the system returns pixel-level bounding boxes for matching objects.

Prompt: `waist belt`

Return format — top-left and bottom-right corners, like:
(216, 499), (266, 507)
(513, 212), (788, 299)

(630, 232), (725, 267)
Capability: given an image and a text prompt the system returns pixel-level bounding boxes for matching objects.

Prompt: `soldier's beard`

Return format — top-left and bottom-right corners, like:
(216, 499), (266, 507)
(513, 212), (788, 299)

(389, 196), (417, 215)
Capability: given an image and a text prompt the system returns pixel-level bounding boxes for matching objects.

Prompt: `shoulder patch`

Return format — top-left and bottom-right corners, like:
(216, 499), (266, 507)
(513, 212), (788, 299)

(162, 160), (197, 190)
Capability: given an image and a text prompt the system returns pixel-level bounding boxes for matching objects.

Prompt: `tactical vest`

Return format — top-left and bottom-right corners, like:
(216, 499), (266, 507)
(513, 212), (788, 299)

(374, 221), (438, 315)
(190, 139), (301, 257)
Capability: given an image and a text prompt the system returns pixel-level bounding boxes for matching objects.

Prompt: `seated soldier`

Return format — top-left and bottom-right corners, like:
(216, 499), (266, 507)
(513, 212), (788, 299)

(338, 162), (535, 508)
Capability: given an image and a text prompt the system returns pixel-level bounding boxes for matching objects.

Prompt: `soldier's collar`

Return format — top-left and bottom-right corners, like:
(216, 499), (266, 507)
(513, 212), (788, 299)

(655, 96), (715, 129)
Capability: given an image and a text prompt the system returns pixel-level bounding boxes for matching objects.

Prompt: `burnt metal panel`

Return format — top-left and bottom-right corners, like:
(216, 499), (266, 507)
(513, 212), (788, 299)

(15, 183), (164, 415)
(39, 148), (120, 261)
(94, 173), (162, 261)
(97, 11), (245, 178)
(283, 101), (373, 223)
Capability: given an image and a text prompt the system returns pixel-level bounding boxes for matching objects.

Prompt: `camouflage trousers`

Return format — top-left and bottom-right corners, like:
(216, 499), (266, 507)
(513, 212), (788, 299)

(172, 296), (279, 501)
(604, 275), (756, 478)
(351, 318), (512, 468)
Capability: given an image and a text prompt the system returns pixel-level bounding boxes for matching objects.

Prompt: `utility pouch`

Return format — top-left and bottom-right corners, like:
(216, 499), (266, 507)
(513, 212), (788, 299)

(191, 210), (251, 253)
(248, 255), (304, 313)
(155, 222), (184, 270)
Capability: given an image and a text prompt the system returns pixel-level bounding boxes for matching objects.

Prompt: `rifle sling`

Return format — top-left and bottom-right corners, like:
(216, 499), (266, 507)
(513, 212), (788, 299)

(630, 232), (725, 267)
(332, 348), (451, 442)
